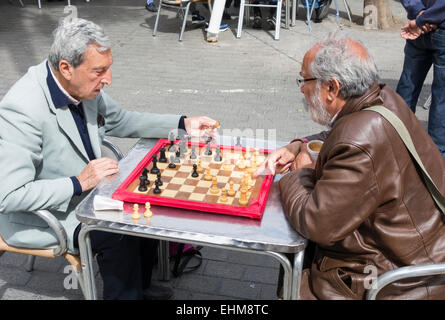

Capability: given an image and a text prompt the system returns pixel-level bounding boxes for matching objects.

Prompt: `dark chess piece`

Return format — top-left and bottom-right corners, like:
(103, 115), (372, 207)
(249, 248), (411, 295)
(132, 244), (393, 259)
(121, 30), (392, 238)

(138, 175), (148, 192)
(191, 164), (199, 178)
(204, 139), (212, 156)
(190, 146), (197, 159)
(156, 171), (163, 186)
(141, 168), (148, 178)
(214, 145), (222, 162)
(150, 154), (160, 174)
(153, 181), (162, 194)
(168, 155), (177, 168)
(174, 150), (181, 163)
(159, 148), (167, 163)
(235, 136), (242, 147)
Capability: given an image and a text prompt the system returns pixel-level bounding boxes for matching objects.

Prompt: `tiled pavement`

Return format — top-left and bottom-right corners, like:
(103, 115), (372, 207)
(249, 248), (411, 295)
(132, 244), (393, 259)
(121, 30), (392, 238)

(0, 0), (432, 300)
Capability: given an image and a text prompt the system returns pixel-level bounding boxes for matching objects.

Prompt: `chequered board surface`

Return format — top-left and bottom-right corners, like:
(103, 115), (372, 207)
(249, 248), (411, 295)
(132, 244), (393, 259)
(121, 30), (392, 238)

(126, 144), (267, 207)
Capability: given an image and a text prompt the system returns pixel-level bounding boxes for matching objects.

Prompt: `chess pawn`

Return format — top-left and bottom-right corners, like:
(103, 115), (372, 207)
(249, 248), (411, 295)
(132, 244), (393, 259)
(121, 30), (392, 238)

(132, 204), (140, 220)
(227, 181), (236, 197)
(245, 146), (251, 160)
(210, 176), (220, 194)
(204, 167), (212, 181)
(238, 188), (248, 206)
(197, 160), (204, 173)
(238, 157), (246, 169)
(144, 202), (152, 218)
(222, 159), (231, 171)
(219, 189), (228, 203)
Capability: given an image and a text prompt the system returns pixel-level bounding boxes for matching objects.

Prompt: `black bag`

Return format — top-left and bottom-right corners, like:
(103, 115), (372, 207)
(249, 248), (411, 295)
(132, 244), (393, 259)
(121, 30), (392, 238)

(169, 242), (203, 277)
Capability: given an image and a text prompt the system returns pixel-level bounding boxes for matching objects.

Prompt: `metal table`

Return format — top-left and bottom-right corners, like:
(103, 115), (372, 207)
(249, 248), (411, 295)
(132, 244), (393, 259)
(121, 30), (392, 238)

(75, 137), (307, 300)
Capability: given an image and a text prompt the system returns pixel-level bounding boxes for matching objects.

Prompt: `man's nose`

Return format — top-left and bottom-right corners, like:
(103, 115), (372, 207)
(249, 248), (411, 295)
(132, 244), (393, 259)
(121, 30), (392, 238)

(101, 69), (112, 86)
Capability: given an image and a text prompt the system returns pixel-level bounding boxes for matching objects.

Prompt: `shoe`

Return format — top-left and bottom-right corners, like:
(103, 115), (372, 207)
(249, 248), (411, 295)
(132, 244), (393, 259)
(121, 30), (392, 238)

(162, 0), (179, 4)
(145, 2), (157, 12)
(143, 284), (174, 300)
(266, 17), (276, 29)
(252, 16), (262, 29)
(192, 14), (206, 24)
(204, 22), (229, 32)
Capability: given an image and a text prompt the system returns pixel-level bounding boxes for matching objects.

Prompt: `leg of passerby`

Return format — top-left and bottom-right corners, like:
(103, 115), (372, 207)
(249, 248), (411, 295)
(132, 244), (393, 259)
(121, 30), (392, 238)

(427, 31), (445, 159)
(145, 0), (157, 12)
(253, 4), (262, 28)
(223, 0), (233, 20)
(266, 2), (277, 30)
(396, 38), (432, 113)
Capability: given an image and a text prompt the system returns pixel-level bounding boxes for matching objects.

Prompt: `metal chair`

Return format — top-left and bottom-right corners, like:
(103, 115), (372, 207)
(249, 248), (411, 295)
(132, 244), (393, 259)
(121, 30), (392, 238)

(153, 0), (212, 41)
(236, 0), (288, 41)
(0, 138), (123, 299)
(367, 263), (445, 300)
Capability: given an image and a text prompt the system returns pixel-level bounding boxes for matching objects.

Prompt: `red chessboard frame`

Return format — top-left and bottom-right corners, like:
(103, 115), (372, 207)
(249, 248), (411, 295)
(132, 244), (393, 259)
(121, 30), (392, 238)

(112, 139), (274, 219)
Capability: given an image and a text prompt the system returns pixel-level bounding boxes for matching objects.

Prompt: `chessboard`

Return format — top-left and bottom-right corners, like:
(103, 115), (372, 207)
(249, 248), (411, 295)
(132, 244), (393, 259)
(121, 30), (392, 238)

(111, 139), (274, 219)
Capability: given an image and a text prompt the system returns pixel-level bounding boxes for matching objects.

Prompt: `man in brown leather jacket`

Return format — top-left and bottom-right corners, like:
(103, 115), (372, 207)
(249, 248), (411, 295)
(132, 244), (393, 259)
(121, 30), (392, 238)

(256, 33), (445, 299)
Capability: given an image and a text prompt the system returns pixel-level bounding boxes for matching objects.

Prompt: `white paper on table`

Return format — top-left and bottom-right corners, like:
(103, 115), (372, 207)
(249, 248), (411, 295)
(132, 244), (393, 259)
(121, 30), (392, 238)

(93, 195), (124, 211)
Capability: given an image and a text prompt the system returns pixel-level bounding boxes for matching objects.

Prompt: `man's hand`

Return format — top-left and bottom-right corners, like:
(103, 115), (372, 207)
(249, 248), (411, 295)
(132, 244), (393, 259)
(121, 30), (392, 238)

(401, 20), (423, 40)
(184, 116), (220, 141)
(253, 141), (302, 177)
(76, 157), (119, 192)
(291, 144), (315, 170)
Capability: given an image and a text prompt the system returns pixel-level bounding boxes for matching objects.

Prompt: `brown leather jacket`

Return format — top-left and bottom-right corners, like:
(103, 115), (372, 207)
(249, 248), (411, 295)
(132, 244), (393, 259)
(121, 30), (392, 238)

(279, 83), (445, 300)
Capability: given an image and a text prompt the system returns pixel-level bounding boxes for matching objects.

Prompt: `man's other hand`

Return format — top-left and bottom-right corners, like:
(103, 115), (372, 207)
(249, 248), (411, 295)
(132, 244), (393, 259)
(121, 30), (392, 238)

(291, 145), (315, 170)
(253, 141), (302, 177)
(77, 157), (119, 192)
(401, 20), (423, 40)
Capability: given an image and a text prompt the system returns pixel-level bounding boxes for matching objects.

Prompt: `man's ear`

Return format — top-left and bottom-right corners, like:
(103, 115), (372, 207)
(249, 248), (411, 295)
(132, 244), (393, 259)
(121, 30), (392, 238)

(326, 78), (342, 101)
(58, 60), (74, 81)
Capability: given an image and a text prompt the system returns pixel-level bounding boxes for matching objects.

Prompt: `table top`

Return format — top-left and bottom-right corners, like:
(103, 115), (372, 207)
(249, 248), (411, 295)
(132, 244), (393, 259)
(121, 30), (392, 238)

(75, 137), (307, 253)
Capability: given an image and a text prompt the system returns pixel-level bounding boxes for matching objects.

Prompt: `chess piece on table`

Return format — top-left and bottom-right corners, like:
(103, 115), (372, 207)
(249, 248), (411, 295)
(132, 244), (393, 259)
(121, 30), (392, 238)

(238, 156), (246, 169)
(144, 202), (152, 218)
(159, 148), (167, 163)
(219, 189), (228, 203)
(168, 155), (177, 168)
(204, 167), (212, 181)
(222, 159), (231, 171)
(214, 145), (222, 162)
(156, 171), (163, 186)
(191, 164), (199, 178)
(168, 132), (177, 152)
(141, 168), (148, 179)
(204, 138), (212, 156)
(235, 136), (242, 147)
(150, 154), (160, 174)
(197, 159), (204, 173)
(153, 181), (162, 194)
(132, 204), (140, 220)
(238, 188), (248, 206)
(190, 146), (197, 159)
(210, 176), (219, 194)
(138, 175), (148, 192)
(227, 181), (236, 197)
(174, 150), (181, 163)
(245, 146), (251, 160)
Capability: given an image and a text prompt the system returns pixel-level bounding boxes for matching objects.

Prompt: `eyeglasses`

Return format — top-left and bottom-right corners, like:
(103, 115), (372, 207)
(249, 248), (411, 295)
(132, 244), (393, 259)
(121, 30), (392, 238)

(296, 76), (318, 87)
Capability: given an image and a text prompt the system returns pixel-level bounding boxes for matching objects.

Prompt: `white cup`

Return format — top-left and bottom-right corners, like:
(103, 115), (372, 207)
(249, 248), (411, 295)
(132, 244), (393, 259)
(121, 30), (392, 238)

(307, 140), (323, 162)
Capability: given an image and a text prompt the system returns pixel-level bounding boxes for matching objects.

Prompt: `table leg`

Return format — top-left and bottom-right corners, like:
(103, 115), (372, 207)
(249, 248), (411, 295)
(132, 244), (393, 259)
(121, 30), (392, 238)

(158, 240), (170, 281)
(77, 225), (97, 300)
(291, 249), (305, 300)
(264, 251), (293, 300)
(206, 0), (225, 42)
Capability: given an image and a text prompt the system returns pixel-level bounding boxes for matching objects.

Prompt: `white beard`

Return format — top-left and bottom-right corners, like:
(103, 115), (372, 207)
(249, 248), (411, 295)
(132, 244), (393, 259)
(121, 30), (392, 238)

(303, 83), (331, 126)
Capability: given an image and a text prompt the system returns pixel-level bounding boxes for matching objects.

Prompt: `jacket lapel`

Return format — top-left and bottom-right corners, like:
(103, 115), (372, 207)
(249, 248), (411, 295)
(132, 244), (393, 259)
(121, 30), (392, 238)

(83, 100), (101, 159)
(34, 60), (90, 162)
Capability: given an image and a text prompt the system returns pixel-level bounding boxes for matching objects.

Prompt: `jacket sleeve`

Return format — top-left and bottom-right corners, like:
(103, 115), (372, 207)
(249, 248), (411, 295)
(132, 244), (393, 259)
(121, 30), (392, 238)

(401, 0), (425, 20)
(416, 1), (445, 27)
(0, 103), (74, 214)
(278, 142), (380, 246)
(98, 91), (183, 139)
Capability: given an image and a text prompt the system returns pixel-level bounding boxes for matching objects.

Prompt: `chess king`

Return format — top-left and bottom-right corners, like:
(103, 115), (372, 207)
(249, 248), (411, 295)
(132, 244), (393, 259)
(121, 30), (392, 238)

(0, 17), (218, 300)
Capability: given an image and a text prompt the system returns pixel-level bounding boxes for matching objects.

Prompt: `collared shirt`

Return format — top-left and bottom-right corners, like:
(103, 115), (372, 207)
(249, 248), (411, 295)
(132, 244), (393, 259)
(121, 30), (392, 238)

(46, 62), (94, 196)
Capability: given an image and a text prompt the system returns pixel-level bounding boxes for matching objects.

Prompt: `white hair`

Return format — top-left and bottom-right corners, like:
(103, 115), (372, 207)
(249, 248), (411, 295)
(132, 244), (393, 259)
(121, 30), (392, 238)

(48, 18), (111, 71)
(309, 32), (379, 98)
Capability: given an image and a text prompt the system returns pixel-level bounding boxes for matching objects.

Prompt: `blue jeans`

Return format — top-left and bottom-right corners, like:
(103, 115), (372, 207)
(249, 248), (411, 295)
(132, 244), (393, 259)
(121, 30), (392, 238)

(396, 28), (445, 159)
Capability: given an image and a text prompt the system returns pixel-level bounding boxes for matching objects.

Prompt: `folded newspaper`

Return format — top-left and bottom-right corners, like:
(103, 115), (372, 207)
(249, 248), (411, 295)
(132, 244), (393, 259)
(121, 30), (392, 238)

(93, 195), (123, 211)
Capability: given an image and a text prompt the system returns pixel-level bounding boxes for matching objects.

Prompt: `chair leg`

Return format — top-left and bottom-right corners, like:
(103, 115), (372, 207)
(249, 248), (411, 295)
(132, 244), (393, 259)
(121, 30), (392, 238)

(153, 0), (163, 36)
(179, 2), (191, 41)
(291, 0), (297, 26)
(236, 0), (245, 38)
(157, 240), (170, 281)
(275, 0), (282, 40)
(24, 255), (36, 272)
(285, 0), (289, 29)
(343, 0), (352, 23)
(37, 0), (42, 8)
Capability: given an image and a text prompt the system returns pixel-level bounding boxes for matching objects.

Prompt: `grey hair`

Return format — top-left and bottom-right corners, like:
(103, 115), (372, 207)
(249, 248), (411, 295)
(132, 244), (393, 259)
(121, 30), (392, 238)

(309, 32), (379, 98)
(48, 18), (111, 71)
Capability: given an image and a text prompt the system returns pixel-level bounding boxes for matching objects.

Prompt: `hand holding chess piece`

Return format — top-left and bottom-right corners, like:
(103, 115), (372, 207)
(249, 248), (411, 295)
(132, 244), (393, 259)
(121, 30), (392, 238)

(183, 117), (220, 143)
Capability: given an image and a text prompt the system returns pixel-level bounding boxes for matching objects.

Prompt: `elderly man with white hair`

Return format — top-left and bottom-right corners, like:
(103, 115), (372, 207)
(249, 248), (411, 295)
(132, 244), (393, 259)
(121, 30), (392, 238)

(0, 18), (218, 300)
(256, 33), (445, 300)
